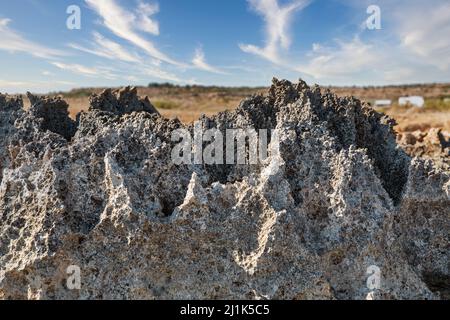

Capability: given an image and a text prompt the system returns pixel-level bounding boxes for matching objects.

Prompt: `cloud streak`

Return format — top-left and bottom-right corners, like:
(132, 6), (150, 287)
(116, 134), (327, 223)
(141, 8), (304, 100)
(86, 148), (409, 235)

(298, 37), (379, 79)
(0, 79), (76, 94)
(240, 0), (450, 84)
(0, 18), (65, 59)
(51, 62), (117, 79)
(68, 33), (196, 83)
(192, 48), (228, 75)
(395, 0), (450, 71)
(85, 0), (184, 67)
(69, 32), (142, 64)
(240, 0), (311, 64)
(136, 1), (160, 35)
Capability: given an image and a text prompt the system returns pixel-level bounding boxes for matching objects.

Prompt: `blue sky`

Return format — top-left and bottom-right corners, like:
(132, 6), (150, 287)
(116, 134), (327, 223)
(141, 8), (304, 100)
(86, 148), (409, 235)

(0, 0), (449, 93)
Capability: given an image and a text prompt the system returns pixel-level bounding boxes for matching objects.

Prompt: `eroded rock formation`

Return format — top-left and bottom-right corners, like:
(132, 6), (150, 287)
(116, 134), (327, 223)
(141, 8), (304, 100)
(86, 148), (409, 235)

(398, 129), (450, 167)
(0, 81), (448, 300)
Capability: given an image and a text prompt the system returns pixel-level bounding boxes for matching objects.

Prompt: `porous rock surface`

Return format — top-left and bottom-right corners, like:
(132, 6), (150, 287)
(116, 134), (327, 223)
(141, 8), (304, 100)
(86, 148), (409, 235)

(398, 129), (450, 167)
(0, 81), (448, 300)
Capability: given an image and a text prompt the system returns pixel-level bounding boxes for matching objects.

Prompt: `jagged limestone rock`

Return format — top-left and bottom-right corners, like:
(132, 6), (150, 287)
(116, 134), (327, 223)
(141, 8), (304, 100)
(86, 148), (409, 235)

(398, 129), (450, 168)
(0, 80), (448, 300)
(26, 93), (77, 140)
(89, 86), (159, 116)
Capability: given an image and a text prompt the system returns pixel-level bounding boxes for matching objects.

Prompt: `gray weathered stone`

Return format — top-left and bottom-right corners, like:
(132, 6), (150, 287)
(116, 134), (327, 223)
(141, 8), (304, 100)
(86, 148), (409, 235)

(0, 79), (448, 300)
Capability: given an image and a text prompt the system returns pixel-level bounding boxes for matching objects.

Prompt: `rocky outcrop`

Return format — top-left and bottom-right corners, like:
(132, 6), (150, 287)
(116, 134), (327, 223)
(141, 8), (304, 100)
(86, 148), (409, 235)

(398, 129), (450, 167)
(27, 93), (77, 141)
(0, 79), (448, 300)
(88, 86), (159, 116)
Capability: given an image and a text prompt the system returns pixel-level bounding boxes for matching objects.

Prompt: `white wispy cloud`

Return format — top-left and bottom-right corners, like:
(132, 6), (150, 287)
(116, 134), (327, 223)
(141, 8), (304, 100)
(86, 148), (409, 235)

(68, 33), (196, 83)
(0, 79), (76, 94)
(85, 0), (183, 67)
(141, 66), (187, 83)
(298, 37), (379, 79)
(348, 0), (450, 69)
(316, 0), (450, 84)
(239, 0), (311, 64)
(382, 67), (415, 83)
(136, 1), (160, 35)
(243, 0), (450, 84)
(192, 47), (228, 75)
(235, 0), (450, 84)
(395, 0), (450, 71)
(0, 79), (34, 88)
(51, 62), (117, 79)
(0, 18), (65, 59)
(69, 32), (142, 63)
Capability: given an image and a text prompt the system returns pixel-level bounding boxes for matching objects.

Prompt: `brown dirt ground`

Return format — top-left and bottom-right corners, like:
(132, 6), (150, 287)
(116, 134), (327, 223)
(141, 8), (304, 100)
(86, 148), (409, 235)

(23, 83), (450, 133)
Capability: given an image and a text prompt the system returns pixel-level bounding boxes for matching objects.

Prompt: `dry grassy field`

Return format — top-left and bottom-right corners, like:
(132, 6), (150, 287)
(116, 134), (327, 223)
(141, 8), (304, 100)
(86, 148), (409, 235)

(24, 83), (450, 133)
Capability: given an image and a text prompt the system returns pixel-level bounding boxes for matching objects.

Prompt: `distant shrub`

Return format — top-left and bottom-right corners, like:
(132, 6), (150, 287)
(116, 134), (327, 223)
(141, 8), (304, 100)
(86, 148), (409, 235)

(425, 98), (450, 111)
(152, 100), (180, 110)
(148, 82), (178, 88)
(60, 88), (94, 99)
